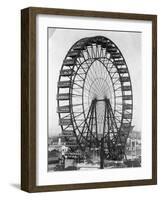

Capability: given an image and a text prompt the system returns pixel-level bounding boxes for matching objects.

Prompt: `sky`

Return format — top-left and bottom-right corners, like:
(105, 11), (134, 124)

(48, 28), (142, 136)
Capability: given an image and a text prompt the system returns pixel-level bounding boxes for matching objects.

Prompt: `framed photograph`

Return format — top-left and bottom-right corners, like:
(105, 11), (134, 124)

(21, 7), (157, 192)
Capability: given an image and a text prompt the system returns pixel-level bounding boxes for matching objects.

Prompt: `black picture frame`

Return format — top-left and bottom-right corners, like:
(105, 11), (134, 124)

(21, 7), (157, 192)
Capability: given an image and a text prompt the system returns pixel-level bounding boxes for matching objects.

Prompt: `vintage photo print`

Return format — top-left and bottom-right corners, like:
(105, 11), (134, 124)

(47, 28), (141, 172)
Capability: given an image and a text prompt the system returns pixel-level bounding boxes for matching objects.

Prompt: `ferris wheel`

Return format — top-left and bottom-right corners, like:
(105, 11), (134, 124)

(57, 36), (133, 163)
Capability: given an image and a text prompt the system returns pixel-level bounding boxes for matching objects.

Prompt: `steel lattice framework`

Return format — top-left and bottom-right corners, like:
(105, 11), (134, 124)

(57, 36), (133, 165)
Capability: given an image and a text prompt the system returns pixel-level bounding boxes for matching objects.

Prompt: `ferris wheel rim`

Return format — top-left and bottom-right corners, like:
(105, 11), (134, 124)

(57, 35), (133, 151)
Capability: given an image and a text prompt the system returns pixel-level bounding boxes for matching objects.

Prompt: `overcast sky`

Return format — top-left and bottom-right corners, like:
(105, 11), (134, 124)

(48, 28), (142, 137)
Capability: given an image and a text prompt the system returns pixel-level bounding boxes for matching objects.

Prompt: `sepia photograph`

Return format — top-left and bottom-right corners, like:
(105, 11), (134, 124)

(47, 28), (142, 172)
